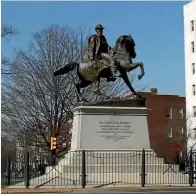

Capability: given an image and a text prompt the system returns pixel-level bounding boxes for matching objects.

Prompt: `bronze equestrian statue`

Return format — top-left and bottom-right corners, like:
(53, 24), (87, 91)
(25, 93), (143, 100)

(83, 24), (118, 82)
(53, 24), (145, 102)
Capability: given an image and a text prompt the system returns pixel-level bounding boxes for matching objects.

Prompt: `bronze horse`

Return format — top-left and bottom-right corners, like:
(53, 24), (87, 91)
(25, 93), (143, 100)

(53, 35), (145, 101)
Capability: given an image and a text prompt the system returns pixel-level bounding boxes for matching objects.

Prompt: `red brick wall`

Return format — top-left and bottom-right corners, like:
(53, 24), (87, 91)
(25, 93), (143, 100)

(144, 92), (186, 161)
(123, 89), (187, 162)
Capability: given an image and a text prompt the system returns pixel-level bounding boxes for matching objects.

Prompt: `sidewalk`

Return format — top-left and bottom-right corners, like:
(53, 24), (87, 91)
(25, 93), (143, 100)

(2, 186), (196, 193)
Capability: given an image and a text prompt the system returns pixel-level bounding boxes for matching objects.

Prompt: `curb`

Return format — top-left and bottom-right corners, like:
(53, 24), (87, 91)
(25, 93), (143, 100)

(2, 187), (196, 193)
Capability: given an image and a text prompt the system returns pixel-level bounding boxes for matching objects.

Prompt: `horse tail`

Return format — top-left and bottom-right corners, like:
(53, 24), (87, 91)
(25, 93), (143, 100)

(53, 62), (79, 77)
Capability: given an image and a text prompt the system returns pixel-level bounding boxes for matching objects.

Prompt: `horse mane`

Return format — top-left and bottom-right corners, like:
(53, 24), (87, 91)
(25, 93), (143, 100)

(115, 35), (127, 46)
(114, 35), (134, 50)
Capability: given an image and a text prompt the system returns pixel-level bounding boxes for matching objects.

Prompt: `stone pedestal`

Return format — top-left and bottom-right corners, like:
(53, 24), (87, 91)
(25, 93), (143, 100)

(71, 105), (150, 150)
(12, 100), (185, 188)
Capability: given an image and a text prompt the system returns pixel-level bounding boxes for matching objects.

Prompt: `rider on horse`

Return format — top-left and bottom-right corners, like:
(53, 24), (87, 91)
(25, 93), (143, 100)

(84, 24), (118, 82)
(53, 27), (145, 101)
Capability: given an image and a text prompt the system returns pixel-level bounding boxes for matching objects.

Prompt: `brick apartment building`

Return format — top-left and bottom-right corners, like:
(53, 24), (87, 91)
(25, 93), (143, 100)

(123, 88), (187, 162)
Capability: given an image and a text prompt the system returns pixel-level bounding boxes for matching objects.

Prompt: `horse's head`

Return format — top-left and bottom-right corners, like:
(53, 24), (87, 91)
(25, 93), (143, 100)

(115, 34), (136, 59)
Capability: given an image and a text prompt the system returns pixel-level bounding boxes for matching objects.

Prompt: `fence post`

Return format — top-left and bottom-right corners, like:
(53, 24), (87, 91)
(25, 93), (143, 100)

(7, 156), (11, 186)
(81, 150), (86, 188)
(189, 149), (193, 186)
(24, 151), (30, 188)
(141, 149), (146, 187)
(50, 150), (56, 166)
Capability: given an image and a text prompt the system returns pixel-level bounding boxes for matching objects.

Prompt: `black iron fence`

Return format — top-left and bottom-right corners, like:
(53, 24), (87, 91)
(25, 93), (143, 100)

(2, 149), (196, 188)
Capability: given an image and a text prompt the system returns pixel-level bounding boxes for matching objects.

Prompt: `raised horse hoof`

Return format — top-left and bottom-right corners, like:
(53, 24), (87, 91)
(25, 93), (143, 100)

(137, 75), (142, 80)
(138, 72), (145, 80)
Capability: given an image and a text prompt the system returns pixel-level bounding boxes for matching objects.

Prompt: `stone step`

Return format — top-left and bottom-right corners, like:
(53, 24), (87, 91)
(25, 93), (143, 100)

(10, 172), (189, 188)
(46, 164), (180, 174)
(59, 152), (165, 165)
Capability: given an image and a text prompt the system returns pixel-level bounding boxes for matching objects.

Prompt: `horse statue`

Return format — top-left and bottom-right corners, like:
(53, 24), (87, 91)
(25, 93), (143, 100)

(53, 34), (145, 102)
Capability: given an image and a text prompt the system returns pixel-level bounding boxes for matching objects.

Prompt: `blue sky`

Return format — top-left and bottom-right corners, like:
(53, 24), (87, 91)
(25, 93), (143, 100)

(2, 1), (188, 96)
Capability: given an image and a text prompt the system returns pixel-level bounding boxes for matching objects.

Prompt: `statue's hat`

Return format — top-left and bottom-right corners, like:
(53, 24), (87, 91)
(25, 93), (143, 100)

(95, 24), (105, 30)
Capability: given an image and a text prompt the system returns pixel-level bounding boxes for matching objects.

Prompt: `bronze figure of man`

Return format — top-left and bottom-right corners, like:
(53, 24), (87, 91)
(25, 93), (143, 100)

(86, 24), (118, 81)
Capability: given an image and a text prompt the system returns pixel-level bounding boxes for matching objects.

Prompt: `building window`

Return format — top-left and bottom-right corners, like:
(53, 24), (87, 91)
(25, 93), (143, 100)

(191, 41), (195, 53)
(180, 127), (184, 136)
(166, 108), (172, 119)
(193, 63), (195, 74)
(177, 108), (184, 119)
(193, 127), (196, 139)
(192, 128), (196, 139)
(168, 128), (172, 138)
(193, 106), (196, 117)
(191, 20), (195, 31)
(193, 85), (196, 96)
(178, 128), (183, 136)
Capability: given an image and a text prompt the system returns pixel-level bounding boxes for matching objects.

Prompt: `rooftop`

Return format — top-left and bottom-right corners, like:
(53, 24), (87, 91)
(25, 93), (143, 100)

(121, 88), (185, 100)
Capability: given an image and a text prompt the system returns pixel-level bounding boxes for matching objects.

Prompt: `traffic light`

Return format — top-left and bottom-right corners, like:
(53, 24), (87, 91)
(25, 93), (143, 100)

(50, 137), (57, 150)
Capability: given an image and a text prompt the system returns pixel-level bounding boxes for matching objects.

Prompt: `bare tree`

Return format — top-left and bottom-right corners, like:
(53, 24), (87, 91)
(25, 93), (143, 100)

(1, 25), (17, 38)
(1, 136), (17, 175)
(1, 25), (18, 76)
(186, 114), (196, 152)
(1, 25), (129, 160)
